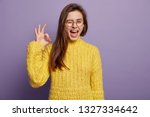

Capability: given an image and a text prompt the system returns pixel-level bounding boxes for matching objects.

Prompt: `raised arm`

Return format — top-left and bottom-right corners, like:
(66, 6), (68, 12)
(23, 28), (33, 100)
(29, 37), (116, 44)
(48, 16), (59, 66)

(26, 24), (52, 88)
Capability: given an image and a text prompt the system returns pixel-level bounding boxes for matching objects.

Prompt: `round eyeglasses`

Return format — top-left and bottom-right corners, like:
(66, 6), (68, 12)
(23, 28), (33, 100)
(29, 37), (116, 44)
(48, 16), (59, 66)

(65, 20), (83, 27)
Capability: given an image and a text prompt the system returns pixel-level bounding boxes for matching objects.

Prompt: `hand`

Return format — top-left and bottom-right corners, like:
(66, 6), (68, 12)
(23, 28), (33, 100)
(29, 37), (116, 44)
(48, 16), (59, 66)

(34, 24), (52, 46)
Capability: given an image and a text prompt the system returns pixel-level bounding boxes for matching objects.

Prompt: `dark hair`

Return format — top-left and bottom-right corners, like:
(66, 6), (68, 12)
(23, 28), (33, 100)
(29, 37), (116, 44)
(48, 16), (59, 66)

(50, 3), (88, 71)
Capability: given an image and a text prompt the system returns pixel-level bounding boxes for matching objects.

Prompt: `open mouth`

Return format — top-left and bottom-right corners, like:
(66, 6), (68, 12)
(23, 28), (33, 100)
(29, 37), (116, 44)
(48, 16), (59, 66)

(69, 30), (79, 38)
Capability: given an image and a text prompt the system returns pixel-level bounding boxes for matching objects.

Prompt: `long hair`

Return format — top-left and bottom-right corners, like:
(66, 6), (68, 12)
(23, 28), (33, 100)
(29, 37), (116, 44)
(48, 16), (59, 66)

(50, 3), (88, 71)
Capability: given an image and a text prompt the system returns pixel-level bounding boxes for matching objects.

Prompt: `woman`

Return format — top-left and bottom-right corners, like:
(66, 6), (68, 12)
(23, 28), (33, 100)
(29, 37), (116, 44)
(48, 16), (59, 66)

(27, 3), (104, 100)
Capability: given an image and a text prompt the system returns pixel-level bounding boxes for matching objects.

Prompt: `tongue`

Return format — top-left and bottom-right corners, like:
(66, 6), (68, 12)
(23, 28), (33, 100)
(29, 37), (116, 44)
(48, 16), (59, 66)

(70, 32), (78, 38)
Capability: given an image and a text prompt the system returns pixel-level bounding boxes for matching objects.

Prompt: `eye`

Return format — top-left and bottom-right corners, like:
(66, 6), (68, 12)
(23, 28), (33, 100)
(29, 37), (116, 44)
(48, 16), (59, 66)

(66, 20), (73, 26)
(76, 20), (83, 26)
(66, 20), (73, 23)
(67, 21), (73, 24)
(77, 20), (82, 23)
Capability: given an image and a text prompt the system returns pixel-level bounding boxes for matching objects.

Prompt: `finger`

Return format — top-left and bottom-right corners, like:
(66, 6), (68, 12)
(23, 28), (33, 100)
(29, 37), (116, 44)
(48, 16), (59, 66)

(45, 33), (52, 42)
(44, 33), (49, 41)
(41, 24), (46, 33)
(38, 24), (41, 34)
(44, 33), (49, 38)
(34, 28), (37, 37)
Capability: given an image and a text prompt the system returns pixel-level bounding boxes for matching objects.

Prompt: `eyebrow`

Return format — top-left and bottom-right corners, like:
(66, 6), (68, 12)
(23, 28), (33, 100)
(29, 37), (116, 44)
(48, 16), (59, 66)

(66, 18), (83, 21)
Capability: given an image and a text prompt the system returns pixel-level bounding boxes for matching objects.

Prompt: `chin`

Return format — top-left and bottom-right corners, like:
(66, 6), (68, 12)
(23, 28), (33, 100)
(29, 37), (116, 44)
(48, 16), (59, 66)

(69, 37), (79, 41)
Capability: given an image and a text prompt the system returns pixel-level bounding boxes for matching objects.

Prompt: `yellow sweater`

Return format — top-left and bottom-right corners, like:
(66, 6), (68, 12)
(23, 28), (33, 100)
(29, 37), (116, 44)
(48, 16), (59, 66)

(26, 38), (104, 100)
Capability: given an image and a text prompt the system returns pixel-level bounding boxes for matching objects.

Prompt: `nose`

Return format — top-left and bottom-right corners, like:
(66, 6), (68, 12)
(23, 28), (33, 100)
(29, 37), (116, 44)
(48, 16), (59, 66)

(72, 22), (77, 28)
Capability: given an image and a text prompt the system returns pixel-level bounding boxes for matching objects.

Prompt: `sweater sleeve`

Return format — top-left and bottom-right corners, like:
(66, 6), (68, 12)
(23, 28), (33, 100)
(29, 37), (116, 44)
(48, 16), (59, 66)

(90, 47), (105, 100)
(26, 41), (51, 88)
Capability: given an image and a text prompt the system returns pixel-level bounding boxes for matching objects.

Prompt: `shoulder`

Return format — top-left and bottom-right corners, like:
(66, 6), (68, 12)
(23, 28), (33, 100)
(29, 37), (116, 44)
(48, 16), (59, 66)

(81, 39), (100, 53)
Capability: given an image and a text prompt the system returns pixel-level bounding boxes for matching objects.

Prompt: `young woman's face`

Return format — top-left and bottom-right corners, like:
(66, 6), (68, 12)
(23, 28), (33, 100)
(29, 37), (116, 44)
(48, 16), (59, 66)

(65, 10), (84, 41)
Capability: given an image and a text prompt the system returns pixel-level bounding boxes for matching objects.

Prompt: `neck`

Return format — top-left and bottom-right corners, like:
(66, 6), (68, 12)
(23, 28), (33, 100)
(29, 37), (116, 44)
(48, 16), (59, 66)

(67, 37), (82, 49)
(68, 37), (80, 43)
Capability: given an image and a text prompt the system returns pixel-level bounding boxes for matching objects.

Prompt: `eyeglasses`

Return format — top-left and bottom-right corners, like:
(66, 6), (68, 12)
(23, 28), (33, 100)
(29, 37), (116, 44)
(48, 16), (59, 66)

(65, 19), (83, 27)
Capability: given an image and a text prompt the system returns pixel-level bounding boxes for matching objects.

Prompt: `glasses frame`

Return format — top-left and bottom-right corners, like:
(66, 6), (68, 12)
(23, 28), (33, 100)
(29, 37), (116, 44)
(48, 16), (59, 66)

(65, 19), (84, 27)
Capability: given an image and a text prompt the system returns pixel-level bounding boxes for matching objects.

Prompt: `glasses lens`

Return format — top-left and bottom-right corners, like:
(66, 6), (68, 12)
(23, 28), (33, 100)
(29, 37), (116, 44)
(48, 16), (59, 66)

(66, 20), (83, 27)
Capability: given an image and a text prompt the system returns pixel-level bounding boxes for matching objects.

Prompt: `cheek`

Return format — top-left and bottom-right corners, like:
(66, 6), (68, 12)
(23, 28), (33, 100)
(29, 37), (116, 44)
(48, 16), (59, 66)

(65, 26), (71, 33)
(64, 27), (69, 36)
(79, 25), (84, 33)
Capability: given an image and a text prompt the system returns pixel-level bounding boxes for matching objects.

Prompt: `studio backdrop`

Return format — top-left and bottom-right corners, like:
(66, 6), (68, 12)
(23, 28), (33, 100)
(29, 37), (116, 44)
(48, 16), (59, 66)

(0, 0), (150, 99)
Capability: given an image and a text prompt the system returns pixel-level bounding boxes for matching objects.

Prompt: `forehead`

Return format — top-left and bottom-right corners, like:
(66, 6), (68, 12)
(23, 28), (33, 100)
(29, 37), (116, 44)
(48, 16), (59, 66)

(66, 10), (83, 20)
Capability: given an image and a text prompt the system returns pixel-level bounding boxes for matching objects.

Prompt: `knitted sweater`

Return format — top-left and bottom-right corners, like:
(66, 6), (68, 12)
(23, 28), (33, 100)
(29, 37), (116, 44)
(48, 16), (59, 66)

(26, 38), (104, 100)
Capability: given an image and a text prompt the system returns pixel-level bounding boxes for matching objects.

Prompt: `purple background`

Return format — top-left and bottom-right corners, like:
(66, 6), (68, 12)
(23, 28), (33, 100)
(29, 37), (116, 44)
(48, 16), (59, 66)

(0, 0), (150, 100)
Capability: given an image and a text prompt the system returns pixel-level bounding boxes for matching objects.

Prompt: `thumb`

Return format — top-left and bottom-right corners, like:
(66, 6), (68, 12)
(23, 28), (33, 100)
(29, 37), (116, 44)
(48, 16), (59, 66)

(44, 33), (52, 43)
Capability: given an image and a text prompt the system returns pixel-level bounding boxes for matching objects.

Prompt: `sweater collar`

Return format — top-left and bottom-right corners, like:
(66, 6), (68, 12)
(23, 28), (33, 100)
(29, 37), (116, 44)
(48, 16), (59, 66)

(68, 37), (82, 47)
(67, 37), (83, 51)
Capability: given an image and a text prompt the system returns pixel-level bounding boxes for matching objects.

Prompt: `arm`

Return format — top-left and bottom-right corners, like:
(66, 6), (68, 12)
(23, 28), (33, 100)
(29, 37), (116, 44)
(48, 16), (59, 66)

(90, 47), (105, 100)
(26, 41), (51, 88)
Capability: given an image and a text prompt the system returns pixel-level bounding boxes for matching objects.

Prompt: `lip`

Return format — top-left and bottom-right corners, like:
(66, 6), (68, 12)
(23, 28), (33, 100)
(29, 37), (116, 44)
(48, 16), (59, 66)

(69, 30), (79, 38)
(70, 30), (79, 33)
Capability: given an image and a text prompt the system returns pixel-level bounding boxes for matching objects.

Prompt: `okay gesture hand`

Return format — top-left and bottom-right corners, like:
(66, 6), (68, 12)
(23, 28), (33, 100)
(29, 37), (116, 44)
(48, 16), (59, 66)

(34, 24), (52, 46)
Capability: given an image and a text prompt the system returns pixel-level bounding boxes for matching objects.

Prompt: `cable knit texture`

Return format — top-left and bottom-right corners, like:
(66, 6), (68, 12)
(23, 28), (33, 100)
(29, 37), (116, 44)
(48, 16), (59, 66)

(26, 38), (104, 100)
